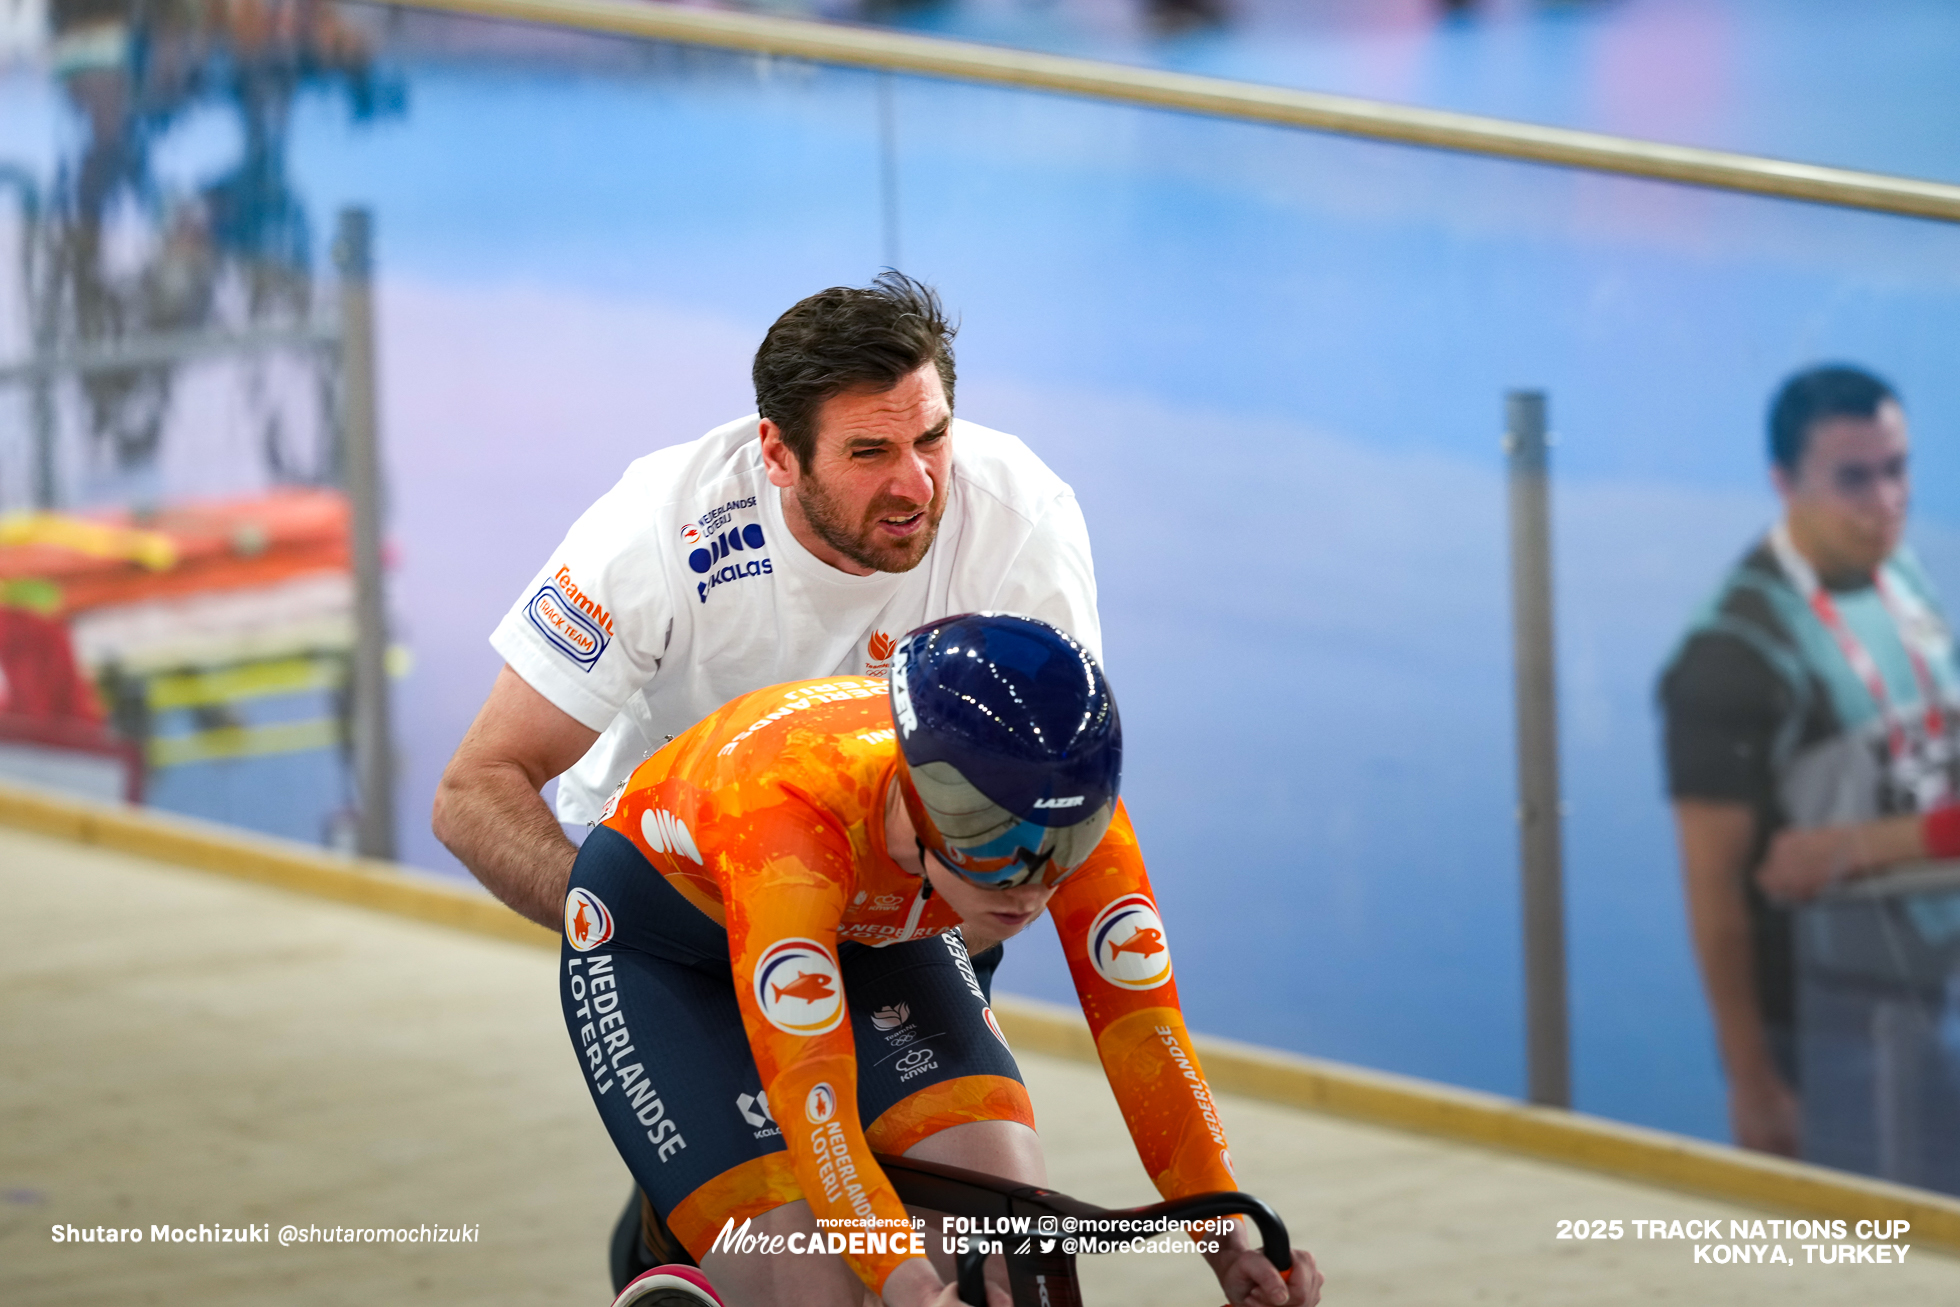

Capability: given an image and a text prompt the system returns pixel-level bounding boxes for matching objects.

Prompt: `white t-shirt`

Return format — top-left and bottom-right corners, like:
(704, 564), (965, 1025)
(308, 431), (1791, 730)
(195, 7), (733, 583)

(490, 415), (1102, 825)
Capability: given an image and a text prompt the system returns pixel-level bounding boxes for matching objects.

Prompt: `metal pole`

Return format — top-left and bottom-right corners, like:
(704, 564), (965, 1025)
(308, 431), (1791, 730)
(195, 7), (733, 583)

(333, 208), (395, 861)
(877, 71), (901, 270)
(28, 355), (59, 508)
(2, 166), (58, 507)
(1505, 390), (1570, 1108)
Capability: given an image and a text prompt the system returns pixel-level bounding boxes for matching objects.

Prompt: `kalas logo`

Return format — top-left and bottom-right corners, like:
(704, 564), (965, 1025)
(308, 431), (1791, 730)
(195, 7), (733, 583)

(692, 522), (773, 604)
(753, 938), (845, 1035)
(1086, 894), (1173, 990)
(690, 523), (765, 574)
(564, 888), (615, 952)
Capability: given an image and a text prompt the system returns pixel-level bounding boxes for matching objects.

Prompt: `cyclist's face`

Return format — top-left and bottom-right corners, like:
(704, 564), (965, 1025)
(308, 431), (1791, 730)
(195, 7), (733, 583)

(1775, 402), (1910, 580)
(885, 771), (1058, 941)
(921, 855), (1059, 942)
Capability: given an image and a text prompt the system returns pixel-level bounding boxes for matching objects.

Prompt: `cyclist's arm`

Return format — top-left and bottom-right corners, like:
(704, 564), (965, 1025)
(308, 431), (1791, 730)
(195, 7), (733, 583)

(722, 805), (933, 1299)
(1051, 808), (1321, 1305)
(1049, 804), (1238, 1200)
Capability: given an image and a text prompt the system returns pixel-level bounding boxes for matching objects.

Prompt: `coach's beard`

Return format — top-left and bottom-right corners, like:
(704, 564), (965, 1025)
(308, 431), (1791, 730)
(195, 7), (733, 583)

(796, 474), (946, 574)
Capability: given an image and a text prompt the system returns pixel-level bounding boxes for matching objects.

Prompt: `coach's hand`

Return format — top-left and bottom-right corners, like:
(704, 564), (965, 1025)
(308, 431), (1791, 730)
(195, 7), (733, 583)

(1204, 1228), (1321, 1307)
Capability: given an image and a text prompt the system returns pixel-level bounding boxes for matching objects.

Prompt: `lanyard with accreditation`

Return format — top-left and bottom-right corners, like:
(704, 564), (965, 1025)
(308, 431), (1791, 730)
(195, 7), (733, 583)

(1770, 520), (1953, 809)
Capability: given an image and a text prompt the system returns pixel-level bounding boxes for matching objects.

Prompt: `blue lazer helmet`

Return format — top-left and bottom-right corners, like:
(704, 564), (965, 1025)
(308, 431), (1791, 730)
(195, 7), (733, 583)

(890, 613), (1121, 889)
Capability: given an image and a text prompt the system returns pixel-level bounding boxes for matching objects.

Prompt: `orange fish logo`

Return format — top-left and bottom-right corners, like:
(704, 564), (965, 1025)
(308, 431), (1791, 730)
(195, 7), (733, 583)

(771, 971), (836, 1005)
(1108, 926), (1165, 961)
(754, 938), (845, 1035)
(805, 1082), (837, 1124)
(867, 631), (896, 661)
(563, 888), (614, 952)
(1087, 895), (1172, 990)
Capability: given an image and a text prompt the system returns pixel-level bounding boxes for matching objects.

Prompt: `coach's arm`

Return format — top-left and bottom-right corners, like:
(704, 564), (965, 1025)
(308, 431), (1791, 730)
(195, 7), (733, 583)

(433, 664), (601, 930)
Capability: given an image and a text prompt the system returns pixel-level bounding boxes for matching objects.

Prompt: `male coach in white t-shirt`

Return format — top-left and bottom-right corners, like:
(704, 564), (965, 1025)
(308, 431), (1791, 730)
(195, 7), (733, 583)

(433, 273), (1100, 931)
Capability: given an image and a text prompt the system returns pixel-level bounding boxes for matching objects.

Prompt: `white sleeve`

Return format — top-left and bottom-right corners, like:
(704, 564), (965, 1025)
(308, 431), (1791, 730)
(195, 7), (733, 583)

(488, 476), (676, 733)
(991, 489), (1103, 665)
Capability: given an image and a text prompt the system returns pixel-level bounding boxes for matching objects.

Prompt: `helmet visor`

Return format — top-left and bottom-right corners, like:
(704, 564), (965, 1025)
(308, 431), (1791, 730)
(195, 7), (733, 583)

(906, 758), (1116, 889)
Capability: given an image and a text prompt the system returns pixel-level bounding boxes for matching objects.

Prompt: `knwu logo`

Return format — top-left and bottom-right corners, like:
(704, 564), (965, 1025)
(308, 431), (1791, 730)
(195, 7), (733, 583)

(894, 1045), (940, 1081)
(640, 809), (703, 865)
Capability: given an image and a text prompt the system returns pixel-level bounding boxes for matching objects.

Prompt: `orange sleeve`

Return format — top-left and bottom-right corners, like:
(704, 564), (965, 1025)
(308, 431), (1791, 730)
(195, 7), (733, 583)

(1049, 803), (1239, 1199)
(721, 789), (925, 1295)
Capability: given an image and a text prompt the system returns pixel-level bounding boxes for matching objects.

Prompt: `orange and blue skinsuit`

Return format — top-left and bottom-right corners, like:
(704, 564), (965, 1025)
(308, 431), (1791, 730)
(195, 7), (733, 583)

(565, 677), (1238, 1297)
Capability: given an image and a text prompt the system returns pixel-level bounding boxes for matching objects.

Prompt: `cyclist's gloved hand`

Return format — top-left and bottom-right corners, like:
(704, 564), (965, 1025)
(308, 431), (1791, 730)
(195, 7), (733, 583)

(879, 1257), (1009, 1307)
(1205, 1233), (1322, 1307)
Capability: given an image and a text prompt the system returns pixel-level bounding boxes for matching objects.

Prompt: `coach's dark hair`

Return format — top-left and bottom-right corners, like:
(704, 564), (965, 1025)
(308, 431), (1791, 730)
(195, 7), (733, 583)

(1768, 364), (1898, 473)
(753, 271), (957, 471)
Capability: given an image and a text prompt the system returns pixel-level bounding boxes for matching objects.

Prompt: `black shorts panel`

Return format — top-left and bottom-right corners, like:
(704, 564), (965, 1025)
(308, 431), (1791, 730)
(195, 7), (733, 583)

(560, 826), (1024, 1223)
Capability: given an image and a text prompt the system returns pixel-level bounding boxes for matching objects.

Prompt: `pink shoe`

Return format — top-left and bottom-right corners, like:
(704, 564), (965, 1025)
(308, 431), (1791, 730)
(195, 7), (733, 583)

(610, 1264), (725, 1307)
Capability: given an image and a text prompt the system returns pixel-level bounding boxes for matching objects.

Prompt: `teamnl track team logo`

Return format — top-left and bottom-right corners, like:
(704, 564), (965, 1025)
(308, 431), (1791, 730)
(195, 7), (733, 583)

(1087, 894), (1172, 990)
(525, 570), (611, 671)
(564, 888), (615, 952)
(753, 938), (845, 1035)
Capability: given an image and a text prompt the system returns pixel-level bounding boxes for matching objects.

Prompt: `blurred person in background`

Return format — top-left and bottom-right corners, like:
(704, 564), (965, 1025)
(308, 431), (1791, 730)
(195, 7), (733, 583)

(1659, 364), (1960, 1158)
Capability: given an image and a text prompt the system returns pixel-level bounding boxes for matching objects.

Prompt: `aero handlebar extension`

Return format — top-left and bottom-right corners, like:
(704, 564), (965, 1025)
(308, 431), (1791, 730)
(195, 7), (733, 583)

(875, 1153), (1290, 1307)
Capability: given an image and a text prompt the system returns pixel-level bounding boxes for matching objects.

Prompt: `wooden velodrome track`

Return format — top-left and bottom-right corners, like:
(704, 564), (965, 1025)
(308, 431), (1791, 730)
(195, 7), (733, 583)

(3, 786), (1958, 1305)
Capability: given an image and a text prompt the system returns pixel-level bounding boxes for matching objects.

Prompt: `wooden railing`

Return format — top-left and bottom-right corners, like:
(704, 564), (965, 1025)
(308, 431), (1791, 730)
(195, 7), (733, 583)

(389, 0), (1960, 224)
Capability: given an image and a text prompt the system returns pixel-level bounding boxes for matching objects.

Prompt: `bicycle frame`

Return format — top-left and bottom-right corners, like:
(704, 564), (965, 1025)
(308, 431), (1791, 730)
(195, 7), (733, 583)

(875, 1152), (1291, 1307)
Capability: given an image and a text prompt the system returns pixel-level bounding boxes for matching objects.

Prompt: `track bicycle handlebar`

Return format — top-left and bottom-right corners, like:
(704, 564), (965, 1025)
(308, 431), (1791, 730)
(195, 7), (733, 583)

(875, 1153), (1291, 1307)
